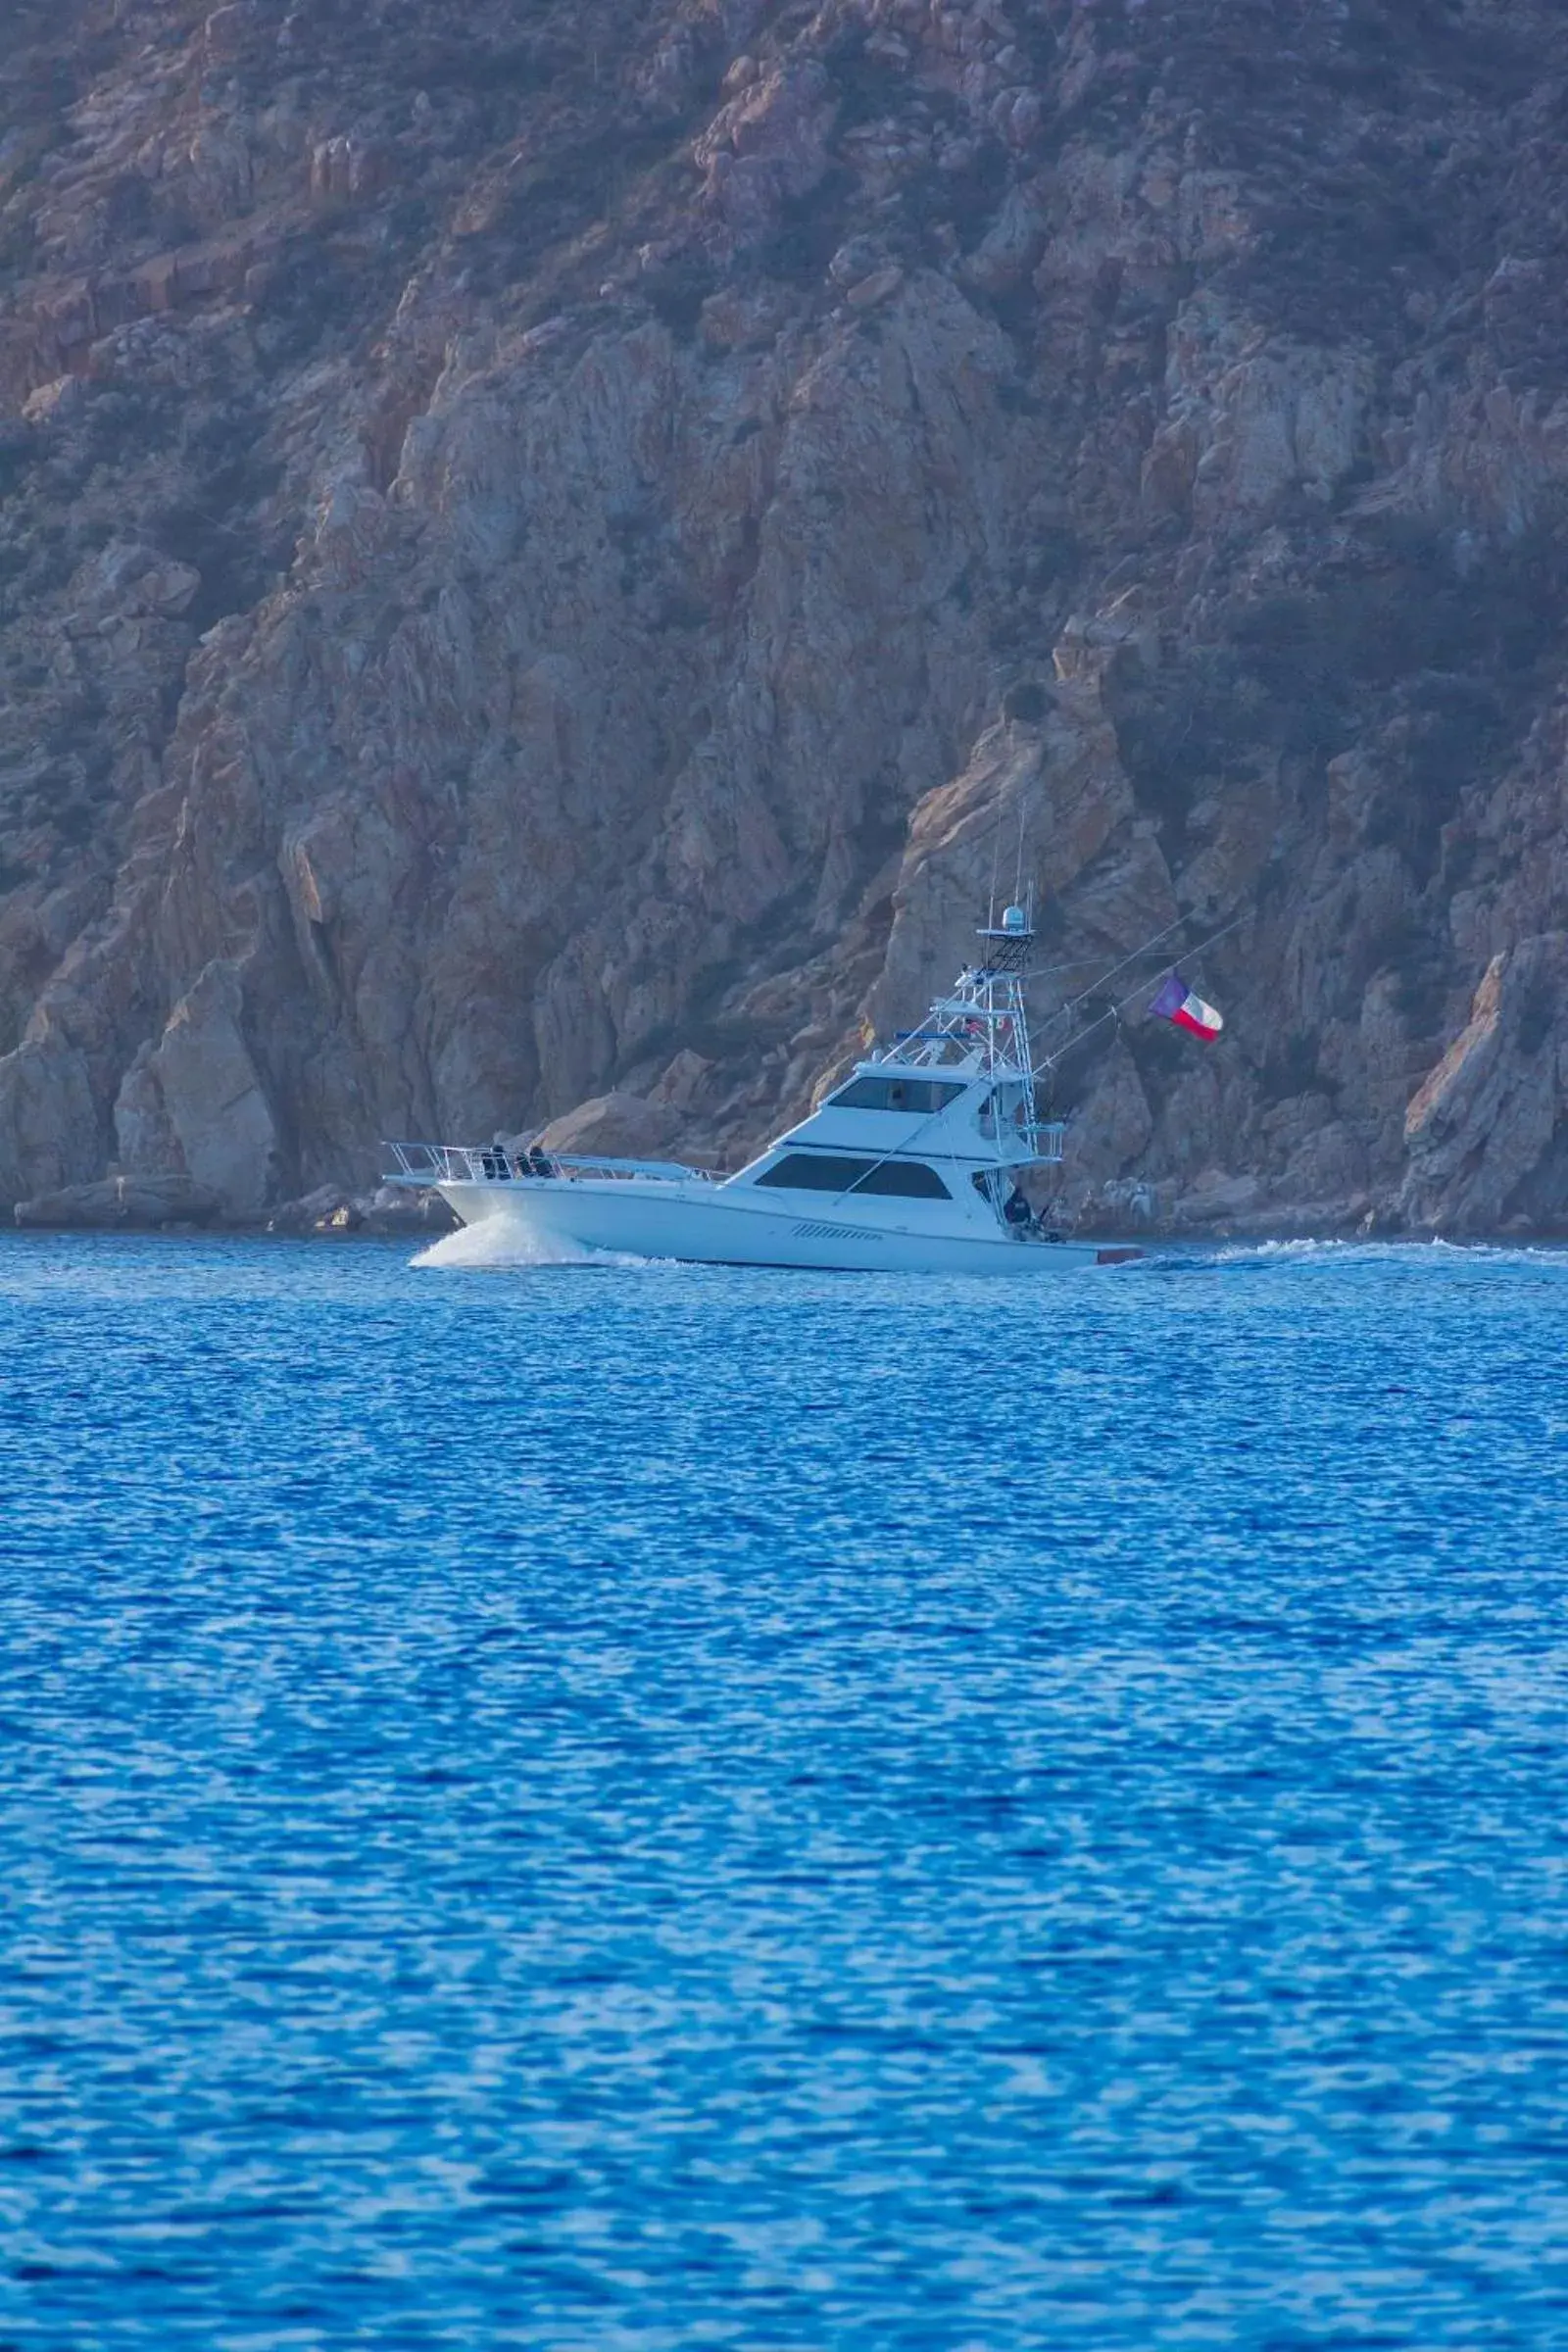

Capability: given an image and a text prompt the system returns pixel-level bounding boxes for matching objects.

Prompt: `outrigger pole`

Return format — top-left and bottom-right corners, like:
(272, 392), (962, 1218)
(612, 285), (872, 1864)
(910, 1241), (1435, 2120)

(1029, 908), (1251, 1080)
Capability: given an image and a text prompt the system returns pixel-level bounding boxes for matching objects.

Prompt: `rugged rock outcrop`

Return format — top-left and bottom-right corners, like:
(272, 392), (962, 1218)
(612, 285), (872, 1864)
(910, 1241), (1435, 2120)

(14, 1172), (219, 1229)
(264, 1180), (455, 1238)
(1400, 935), (1568, 1233)
(1, 0), (1566, 1234)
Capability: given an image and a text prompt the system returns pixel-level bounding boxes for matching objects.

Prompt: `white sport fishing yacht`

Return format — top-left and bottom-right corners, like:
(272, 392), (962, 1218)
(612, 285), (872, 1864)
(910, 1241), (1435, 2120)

(384, 906), (1142, 1272)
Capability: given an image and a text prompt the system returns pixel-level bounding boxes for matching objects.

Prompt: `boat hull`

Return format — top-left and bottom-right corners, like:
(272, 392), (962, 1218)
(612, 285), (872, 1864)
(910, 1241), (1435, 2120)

(437, 1177), (1123, 1274)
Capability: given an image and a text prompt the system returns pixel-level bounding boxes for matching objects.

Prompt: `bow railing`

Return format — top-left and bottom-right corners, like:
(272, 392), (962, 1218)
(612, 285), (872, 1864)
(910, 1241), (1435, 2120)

(382, 1141), (716, 1188)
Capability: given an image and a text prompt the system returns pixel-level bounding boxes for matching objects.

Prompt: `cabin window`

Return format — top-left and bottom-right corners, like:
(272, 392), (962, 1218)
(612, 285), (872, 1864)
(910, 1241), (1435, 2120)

(829, 1077), (965, 1114)
(755, 1152), (951, 1199)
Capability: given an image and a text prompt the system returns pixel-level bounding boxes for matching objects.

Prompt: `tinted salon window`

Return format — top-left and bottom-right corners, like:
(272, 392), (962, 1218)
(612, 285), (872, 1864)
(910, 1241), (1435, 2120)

(755, 1153), (951, 1199)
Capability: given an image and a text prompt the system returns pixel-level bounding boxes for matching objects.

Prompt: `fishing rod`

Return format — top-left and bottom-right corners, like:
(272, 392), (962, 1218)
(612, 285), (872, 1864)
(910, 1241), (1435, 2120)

(1032, 908), (1251, 1081)
(1052, 906), (1200, 1017)
(1017, 938), (1235, 986)
(1024, 906), (1234, 1064)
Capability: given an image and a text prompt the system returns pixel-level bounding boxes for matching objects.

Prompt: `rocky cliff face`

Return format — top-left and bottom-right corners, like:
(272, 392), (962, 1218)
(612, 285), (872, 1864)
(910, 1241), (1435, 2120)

(0, 0), (1565, 1234)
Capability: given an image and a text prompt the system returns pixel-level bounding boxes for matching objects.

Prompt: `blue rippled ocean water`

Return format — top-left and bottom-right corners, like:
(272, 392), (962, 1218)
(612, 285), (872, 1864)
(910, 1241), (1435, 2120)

(1, 1231), (1566, 2349)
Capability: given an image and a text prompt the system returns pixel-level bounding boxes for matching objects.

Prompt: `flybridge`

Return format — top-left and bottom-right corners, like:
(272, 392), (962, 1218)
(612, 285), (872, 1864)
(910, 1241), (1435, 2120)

(857, 903), (1059, 1162)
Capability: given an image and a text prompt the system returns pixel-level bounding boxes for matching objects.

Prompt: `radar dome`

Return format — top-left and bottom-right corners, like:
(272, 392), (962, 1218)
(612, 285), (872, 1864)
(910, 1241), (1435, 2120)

(1002, 905), (1028, 934)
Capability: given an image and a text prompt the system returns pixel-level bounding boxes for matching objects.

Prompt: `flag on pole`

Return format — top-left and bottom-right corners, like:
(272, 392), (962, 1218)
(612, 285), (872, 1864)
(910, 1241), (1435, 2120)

(1150, 970), (1224, 1041)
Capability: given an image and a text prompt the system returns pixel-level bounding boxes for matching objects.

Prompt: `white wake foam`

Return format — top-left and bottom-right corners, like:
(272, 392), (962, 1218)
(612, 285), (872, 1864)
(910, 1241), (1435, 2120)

(1200, 1236), (1568, 1271)
(410, 1220), (664, 1273)
(411, 1220), (596, 1271)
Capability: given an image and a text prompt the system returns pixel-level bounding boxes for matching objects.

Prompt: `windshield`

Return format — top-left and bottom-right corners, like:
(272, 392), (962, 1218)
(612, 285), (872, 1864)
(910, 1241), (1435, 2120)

(827, 1077), (965, 1115)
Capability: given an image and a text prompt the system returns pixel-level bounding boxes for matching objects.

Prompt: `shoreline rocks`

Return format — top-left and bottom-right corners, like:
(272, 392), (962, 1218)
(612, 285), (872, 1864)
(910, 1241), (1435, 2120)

(14, 1175), (222, 1230)
(264, 1185), (459, 1239)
